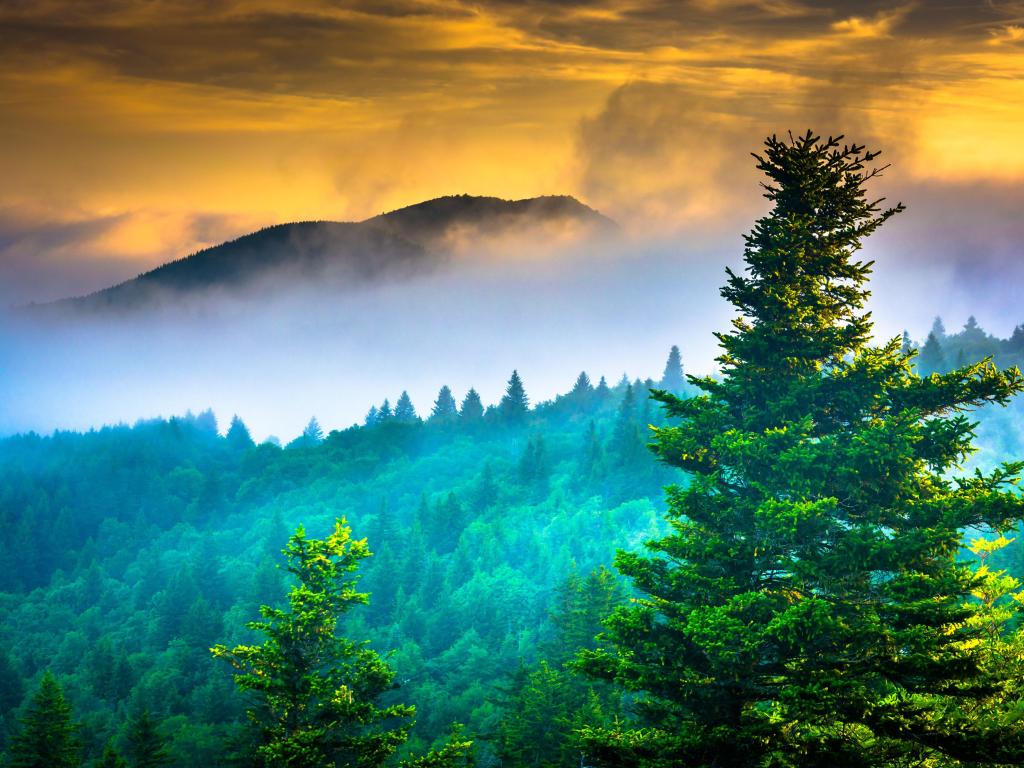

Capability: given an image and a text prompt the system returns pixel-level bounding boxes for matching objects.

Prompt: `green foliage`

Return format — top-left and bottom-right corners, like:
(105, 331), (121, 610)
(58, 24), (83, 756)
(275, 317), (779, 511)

(124, 711), (171, 768)
(211, 519), (414, 767)
(9, 672), (80, 768)
(579, 132), (1024, 767)
(658, 345), (685, 393)
(500, 371), (529, 424)
(430, 387), (458, 424)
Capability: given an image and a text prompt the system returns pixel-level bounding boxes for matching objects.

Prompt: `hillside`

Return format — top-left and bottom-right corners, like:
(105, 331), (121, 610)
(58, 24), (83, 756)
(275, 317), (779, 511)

(39, 195), (614, 313)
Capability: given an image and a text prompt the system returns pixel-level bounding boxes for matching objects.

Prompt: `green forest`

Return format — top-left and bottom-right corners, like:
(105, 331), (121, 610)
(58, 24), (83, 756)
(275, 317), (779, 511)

(6, 134), (1024, 767)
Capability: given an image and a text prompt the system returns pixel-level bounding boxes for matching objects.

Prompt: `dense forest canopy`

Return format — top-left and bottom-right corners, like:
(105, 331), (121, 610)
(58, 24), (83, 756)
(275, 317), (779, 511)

(5, 135), (1024, 768)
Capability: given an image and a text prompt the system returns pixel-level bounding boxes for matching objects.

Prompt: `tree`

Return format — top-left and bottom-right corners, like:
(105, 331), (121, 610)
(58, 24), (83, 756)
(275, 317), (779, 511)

(430, 386), (458, 423)
(8, 671), (80, 768)
(364, 405), (379, 427)
(578, 132), (1024, 767)
(459, 388), (484, 422)
(499, 370), (529, 423)
(931, 315), (947, 340)
(918, 330), (946, 375)
(96, 741), (128, 768)
(211, 519), (415, 767)
(658, 345), (685, 392)
(395, 391), (418, 423)
(377, 399), (393, 423)
(124, 711), (171, 768)
(301, 417), (323, 445)
(226, 415), (255, 450)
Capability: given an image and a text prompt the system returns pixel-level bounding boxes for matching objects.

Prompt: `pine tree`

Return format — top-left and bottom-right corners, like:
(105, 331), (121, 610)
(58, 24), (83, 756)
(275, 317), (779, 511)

(226, 415), (255, 450)
(595, 376), (611, 402)
(499, 370), (529, 424)
(377, 399), (393, 423)
(659, 345), (685, 392)
(610, 384), (643, 465)
(459, 388), (484, 422)
(900, 330), (914, 356)
(96, 741), (128, 768)
(212, 519), (418, 768)
(125, 711), (171, 768)
(394, 391), (418, 423)
(9, 671), (80, 768)
(364, 405), (379, 427)
(578, 132), (1024, 767)
(918, 330), (946, 375)
(301, 417), (323, 445)
(931, 315), (947, 340)
(430, 385), (459, 423)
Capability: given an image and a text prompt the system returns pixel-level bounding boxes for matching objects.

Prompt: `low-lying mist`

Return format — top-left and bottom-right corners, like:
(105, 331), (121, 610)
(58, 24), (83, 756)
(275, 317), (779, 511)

(2, 227), (1019, 443)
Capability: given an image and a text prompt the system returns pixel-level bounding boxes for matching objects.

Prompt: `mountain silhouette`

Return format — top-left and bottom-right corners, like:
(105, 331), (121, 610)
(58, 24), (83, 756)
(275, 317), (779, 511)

(39, 195), (614, 313)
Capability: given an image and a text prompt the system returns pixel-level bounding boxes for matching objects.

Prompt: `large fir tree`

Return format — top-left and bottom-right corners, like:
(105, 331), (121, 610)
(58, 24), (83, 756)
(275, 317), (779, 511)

(578, 132), (1024, 767)
(8, 672), (80, 768)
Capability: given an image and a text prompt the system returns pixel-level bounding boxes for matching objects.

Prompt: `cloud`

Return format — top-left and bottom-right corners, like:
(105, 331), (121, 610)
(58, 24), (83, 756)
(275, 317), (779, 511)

(0, 204), (259, 305)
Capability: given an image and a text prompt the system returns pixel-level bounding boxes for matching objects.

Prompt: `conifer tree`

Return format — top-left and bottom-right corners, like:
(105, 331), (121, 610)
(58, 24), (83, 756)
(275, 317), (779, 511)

(226, 415), (255, 450)
(377, 399), (393, 423)
(9, 671), (80, 768)
(212, 519), (415, 767)
(97, 741), (128, 768)
(595, 376), (611, 401)
(918, 330), (946, 375)
(124, 711), (171, 768)
(459, 388), (484, 422)
(579, 132), (1024, 767)
(659, 345), (685, 392)
(931, 315), (947, 340)
(364, 405), (379, 427)
(499, 370), (529, 423)
(301, 417), (323, 445)
(430, 385), (459, 423)
(394, 391), (418, 423)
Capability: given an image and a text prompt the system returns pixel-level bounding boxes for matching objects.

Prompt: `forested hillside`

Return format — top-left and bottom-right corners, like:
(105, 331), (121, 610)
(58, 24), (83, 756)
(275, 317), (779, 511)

(4, 321), (1024, 766)
(0, 357), (689, 766)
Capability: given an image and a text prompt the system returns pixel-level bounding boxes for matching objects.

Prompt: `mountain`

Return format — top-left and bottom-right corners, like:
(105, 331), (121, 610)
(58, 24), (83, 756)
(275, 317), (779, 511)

(38, 195), (614, 313)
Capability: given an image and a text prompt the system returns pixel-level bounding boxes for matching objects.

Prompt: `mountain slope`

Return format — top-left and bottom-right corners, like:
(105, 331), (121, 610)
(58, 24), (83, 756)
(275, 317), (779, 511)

(42, 195), (614, 313)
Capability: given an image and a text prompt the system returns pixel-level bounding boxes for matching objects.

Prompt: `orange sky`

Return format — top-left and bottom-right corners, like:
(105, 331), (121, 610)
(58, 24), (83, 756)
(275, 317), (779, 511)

(3, 0), (1024, 302)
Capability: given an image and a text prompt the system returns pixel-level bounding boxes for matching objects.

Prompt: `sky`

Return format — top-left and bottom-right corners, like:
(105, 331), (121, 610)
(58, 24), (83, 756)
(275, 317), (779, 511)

(3, 0), (1024, 436)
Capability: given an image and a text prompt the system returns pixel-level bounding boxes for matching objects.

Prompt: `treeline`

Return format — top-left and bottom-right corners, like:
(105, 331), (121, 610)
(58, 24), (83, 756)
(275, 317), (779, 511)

(0, 349), (689, 766)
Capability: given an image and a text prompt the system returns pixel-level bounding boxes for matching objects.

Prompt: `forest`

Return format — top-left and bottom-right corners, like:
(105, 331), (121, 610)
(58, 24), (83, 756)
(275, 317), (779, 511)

(6, 134), (1024, 767)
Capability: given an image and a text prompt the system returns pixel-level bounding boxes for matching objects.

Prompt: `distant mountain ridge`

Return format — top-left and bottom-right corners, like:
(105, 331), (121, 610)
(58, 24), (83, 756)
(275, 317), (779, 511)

(39, 195), (614, 313)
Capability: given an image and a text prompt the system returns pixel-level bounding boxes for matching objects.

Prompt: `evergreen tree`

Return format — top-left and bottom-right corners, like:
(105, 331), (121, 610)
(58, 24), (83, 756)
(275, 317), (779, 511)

(579, 132), (1024, 767)
(610, 384), (643, 465)
(931, 315), (947, 340)
(918, 330), (946, 375)
(226, 415), (255, 450)
(394, 391), (418, 423)
(430, 386), (458, 423)
(658, 345), (685, 392)
(301, 417), (323, 445)
(364, 405), (379, 427)
(459, 388), (484, 422)
(9, 671), (80, 768)
(377, 399), (393, 423)
(1008, 324), (1024, 357)
(96, 741), (128, 768)
(900, 329), (913, 356)
(594, 376), (611, 402)
(571, 371), (593, 399)
(499, 370), (529, 424)
(212, 519), (416, 768)
(124, 711), (171, 768)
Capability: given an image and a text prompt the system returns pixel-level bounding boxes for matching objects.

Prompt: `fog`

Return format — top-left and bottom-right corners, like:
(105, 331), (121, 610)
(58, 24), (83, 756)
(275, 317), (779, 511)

(1, 225), (1019, 442)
